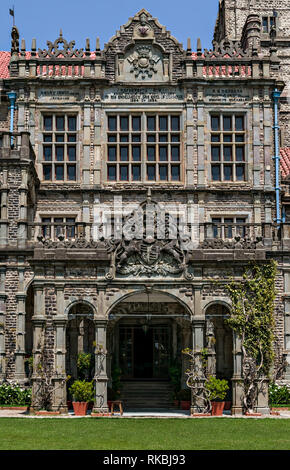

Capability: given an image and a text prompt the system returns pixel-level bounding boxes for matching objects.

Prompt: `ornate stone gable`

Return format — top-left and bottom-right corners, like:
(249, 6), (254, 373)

(103, 9), (184, 83)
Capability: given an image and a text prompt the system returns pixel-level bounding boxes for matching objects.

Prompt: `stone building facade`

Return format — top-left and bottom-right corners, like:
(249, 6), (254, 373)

(0, 5), (289, 414)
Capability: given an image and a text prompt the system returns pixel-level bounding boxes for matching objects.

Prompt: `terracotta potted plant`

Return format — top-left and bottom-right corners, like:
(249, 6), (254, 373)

(205, 376), (229, 416)
(69, 380), (94, 416)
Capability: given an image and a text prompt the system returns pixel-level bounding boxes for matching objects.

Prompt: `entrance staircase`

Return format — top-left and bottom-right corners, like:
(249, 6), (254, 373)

(120, 381), (174, 409)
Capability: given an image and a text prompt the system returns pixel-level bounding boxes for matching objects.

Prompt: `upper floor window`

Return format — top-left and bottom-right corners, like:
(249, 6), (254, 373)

(211, 216), (247, 239)
(262, 16), (276, 34)
(41, 216), (76, 239)
(210, 114), (246, 182)
(107, 113), (181, 183)
(42, 114), (78, 182)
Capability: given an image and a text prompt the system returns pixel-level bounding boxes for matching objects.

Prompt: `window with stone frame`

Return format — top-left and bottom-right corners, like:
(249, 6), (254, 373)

(262, 15), (276, 34)
(41, 216), (76, 239)
(42, 114), (78, 182)
(210, 114), (246, 182)
(210, 216), (247, 239)
(107, 113), (181, 183)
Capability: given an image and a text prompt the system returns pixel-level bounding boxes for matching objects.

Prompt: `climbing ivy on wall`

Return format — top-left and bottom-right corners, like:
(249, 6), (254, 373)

(226, 260), (277, 376)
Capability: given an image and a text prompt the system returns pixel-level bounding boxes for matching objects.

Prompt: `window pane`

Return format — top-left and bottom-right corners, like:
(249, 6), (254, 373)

(43, 165), (52, 180)
(43, 146), (52, 161)
(224, 165), (233, 181)
(120, 134), (129, 142)
(171, 134), (180, 142)
(132, 134), (141, 142)
(223, 116), (232, 131)
(147, 135), (156, 142)
(211, 135), (220, 142)
(235, 116), (244, 131)
(120, 146), (129, 161)
(236, 135), (244, 143)
(224, 134), (232, 142)
(120, 116), (129, 131)
(108, 146), (117, 161)
(56, 146), (64, 161)
(212, 165), (221, 181)
(236, 146), (245, 161)
(132, 165), (141, 181)
(147, 116), (156, 131)
(147, 146), (156, 161)
(236, 165), (245, 181)
(108, 165), (116, 181)
(224, 146), (232, 161)
(56, 116), (65, 131)
(120, 165), (128, 181)
(171, 146), (180, 161)
(68, 134), (76, 142)
(132, 146), (141, 161)
(132, 116), (141, 131)
(159, 116), (168, 131)
(171, 165), (180, 181)
(66, 218), (75, 238)
(108, 134), (117, 142)
(147, 165), (156, 181)
(171, 116), (180, 131)
(159, 134), (167, 142)
(55, 165), (64, 180)
(68, 116), (76, 131)
(159, 165), (168, 181)
(211, 116), (220, 131)
(44, 116), (52, 131)
(67, 165), (76, 181)
(44, 134), (52, 142)
(108, 116), (117, 131)
(159, 146), (168, 161)
(211, 146), (220, 161)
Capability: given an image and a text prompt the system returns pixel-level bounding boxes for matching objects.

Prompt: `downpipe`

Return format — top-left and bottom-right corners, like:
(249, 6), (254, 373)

(273, 89), (281, 226)
(7, 91), (17, 148)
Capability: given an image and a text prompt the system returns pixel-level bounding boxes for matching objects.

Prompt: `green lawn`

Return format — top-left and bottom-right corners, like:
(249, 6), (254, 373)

(0, 418), (290, 450)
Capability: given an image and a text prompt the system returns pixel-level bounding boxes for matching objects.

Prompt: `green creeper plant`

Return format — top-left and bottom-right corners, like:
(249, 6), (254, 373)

(225, 260), (277, 412)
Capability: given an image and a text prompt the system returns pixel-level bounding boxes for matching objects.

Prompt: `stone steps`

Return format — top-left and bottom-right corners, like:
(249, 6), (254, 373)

(120, 381), (174, 409)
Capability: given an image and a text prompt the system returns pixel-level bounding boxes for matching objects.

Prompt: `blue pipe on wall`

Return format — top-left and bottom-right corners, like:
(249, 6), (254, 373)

(273, 88), (281, 225)
(7, 91), (17, 148)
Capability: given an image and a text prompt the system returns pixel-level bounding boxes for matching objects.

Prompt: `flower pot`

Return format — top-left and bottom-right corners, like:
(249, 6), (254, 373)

(72, 402), (88, 416)
(211, 401), (225, 416)
(224, 401), (232, 410)
(181, 400), (191, 410)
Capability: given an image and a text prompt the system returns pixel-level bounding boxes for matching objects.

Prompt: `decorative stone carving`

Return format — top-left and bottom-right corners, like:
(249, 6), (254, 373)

(110, 302), (185, 316)
(133, 12), (154, 40)
(200, 236), (264, 250)
(38, 30), (84, 58)
(204, 38), (248, 59)
(11, 26), (19, 55)
(127, 45), (160, 79)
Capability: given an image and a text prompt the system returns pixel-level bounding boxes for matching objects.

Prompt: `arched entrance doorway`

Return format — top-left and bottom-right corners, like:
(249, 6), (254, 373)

(205, 303), (233, 403)
(108, 291), (191, 409)
(66, 303), (95, 382)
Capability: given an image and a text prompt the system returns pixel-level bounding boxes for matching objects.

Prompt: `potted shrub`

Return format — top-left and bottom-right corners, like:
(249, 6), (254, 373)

(69, 380), (94, 416)
(178, 389), (191, 410)
(205, 376), (229, 416)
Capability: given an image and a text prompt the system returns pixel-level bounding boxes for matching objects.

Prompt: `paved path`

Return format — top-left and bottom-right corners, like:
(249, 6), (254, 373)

(0, 409), (290, 418)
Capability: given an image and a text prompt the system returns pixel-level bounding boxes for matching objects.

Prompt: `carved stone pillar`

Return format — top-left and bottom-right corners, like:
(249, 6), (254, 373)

(14, 293), (27, 383)
(31, 285), (45, 410)
(0, 293), (7, 380)
(231, 333), (243, 415)
(52, 316), (67, 412)
(191, 318), (206, 414)
(206, 319), (216, 376)
(93, 320), (109, 413)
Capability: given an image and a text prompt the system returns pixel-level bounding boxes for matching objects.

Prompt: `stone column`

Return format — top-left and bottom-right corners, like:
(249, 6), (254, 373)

(231, 333), (243, 415)
(14, 292), (27, 383)
(0, 291), (7, 380)
(31, 285), (46, 410)
(52, 316), (67, 412)
(93, 320), (109, 413)
(181, 325), (191, 388)
(191, 317), (206, 414)
(283, 271), (290, 381)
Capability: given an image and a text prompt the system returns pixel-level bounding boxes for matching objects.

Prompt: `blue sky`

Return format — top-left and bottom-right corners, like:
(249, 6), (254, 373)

(0, 0), (219, 52)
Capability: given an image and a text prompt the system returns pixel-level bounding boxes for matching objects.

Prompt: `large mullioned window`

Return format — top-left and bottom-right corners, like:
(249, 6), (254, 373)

(107, 114), (181, 183)
(210, 114), (246, 182)
(42, 114), (78, 182)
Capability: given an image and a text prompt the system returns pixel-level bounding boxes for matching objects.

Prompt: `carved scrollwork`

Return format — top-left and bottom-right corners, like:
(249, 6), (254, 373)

(200, 236), (264, 250)
(127, 45), (160, 79)
(38, 30), (84, 58)
(204, 38), (248, 59)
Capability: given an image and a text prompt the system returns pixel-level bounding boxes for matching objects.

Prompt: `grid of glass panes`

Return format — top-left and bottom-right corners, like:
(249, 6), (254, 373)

(262, 16), (276, 34)
(211, 216), (247, 239)
(42, 115), (77, 182)
(210, 115), (246, 182)
(107, 114), (181, 182)
(146, 115), (181, 182)
(107, 115), (142, 182)
(41, 217), (76, 239)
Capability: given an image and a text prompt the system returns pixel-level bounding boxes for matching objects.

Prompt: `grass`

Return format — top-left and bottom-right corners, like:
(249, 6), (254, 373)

(0, 418), (290, 450)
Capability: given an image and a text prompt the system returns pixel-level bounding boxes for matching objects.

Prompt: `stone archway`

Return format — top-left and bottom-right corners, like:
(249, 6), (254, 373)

(107, 290), (192, 409)
(205, 303), (233, 403)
